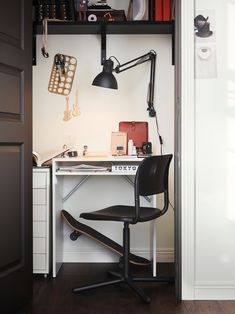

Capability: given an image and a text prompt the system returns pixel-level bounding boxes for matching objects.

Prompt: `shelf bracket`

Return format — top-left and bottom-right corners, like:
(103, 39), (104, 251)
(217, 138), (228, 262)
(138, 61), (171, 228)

(101, 25), (106, 65)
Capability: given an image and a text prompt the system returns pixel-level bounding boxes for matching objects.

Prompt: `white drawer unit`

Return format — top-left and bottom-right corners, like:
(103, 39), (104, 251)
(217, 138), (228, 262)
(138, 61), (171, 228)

(33, 168), (50, 277)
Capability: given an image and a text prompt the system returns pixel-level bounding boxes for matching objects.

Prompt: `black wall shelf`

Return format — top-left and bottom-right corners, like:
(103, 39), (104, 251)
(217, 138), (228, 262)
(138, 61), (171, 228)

(35, 21), (173, 35)
(33, 21), (174, 65)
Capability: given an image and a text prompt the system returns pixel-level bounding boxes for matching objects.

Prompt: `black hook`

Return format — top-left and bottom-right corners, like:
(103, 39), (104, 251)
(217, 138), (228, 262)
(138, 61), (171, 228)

(41, 47), (49, 58)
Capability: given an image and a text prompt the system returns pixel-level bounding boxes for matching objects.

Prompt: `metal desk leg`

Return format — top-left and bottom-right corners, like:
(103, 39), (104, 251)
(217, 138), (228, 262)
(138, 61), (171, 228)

(153, 220), (157, 277)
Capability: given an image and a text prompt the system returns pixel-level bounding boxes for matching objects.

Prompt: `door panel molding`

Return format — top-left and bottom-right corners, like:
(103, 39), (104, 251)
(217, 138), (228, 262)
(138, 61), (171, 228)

(0, 0), (32, 312)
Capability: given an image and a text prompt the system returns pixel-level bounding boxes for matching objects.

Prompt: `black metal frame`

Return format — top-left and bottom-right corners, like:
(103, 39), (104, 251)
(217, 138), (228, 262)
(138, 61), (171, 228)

(112, 51), (157, 117)
(73, 222), (174, 303)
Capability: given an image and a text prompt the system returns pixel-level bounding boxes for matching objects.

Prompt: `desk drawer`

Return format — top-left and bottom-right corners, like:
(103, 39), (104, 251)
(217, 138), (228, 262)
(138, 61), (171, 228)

(33, 172), (47, 188)
(33, 188), (47, 205)
(33, 253), (46, 270)
(33, 221), (46, 237)
(33, 238), (46, 254)
(33, 205), (47, 221)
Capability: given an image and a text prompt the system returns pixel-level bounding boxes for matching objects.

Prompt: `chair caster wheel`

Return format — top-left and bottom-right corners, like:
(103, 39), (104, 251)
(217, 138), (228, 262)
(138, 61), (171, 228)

(70, 230), (81, 241)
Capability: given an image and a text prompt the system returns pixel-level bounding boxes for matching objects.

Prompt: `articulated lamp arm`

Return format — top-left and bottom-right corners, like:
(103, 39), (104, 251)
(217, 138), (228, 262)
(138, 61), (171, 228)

(92, 50), (157, 117)
(112, 50), (157, 117)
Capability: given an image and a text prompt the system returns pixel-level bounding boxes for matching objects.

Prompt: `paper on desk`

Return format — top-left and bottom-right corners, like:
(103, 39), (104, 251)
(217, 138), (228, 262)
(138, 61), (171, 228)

(57, 164), (110, 172)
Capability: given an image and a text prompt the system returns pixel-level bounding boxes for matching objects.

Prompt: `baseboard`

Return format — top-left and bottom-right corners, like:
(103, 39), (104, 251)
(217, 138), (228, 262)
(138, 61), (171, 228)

(63, 248), (174, 263)
(194, 282), (235, 300)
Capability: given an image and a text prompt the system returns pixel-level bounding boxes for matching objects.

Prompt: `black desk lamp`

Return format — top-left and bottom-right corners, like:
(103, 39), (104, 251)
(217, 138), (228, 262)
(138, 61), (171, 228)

(92, 50), (157, 118)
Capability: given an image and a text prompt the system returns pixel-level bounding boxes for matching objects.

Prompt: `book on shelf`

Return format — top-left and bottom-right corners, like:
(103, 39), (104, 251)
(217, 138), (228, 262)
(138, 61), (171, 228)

(163, 0), (171, 21)
(155, 0), (163, 21)
(155, 0), (173, 21)
(148, 0), (155, 21)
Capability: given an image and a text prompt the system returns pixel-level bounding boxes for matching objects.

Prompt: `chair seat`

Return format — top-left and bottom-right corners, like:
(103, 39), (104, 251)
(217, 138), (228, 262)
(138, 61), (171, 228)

(80, 205), (163, 223)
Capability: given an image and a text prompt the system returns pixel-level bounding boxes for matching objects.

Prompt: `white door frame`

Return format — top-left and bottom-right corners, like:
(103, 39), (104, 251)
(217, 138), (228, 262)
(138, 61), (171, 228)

(175, 0), (196, 300)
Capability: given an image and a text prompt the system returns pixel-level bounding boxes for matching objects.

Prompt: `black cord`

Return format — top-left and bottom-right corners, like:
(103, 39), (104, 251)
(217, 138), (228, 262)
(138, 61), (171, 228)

(155, 115), (163, 155)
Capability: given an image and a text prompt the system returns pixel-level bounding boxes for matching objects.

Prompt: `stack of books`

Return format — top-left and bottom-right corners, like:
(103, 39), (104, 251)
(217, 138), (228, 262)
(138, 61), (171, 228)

(128, 0), (175, 22)
(149, 0), (175, 22)
(154, 0), (175, 21)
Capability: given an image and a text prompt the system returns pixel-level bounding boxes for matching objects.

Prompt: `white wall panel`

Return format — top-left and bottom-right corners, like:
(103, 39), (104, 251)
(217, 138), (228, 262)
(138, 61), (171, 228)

(195, 0), (235, 299)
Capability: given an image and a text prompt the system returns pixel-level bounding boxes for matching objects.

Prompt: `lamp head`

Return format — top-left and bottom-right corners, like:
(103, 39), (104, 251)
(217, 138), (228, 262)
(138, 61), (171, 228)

(92, 59), (118, 90)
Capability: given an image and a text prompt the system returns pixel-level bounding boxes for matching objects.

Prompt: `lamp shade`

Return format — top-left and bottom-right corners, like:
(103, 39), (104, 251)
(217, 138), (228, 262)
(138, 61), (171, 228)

(92, 59), (118, 89)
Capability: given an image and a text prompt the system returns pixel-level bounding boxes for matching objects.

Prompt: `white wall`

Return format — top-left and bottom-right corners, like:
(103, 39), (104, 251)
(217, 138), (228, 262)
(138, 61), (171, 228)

(33, 34), (174, 261)
(194, 0), (235, 299)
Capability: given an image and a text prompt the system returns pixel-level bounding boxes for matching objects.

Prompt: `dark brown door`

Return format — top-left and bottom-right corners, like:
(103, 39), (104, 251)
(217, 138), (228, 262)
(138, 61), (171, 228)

(0, 1), (32, 313)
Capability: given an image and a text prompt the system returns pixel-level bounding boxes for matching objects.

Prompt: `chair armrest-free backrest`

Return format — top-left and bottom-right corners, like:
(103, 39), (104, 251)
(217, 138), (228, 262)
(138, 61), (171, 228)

(133, 154), (173, 223)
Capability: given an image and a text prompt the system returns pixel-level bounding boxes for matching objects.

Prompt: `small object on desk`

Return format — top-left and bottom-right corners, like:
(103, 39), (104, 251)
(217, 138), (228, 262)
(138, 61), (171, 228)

(142, 142), (152, 154)
(132, 145), (137, 156)
(83, 145), (88, 156)
(111, 132), (127, 156)
(68, 151), (78, 158)
(128, 139), (134, 156)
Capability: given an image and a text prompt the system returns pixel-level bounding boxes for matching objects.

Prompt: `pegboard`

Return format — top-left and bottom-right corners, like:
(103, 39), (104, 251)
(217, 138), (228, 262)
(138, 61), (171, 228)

(48, 54), (77, 95)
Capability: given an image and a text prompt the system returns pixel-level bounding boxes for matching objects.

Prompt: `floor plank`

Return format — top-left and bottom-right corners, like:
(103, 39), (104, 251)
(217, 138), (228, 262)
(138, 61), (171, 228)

(16, 263), (235, 314)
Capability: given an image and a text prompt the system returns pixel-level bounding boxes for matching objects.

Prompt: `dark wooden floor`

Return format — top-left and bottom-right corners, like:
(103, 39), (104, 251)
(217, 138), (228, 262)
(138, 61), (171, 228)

(16, 263), (235, 314)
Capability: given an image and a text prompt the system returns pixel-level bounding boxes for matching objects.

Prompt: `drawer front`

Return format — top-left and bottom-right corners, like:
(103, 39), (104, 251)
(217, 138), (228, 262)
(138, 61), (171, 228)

(33, 237), (46, 254)
(33, 188), (47, 205)
(33, 172), (47, 188)
(33, 221), (46, 237)
(33, 205), (47, 221)
(33, 253), (46, 270)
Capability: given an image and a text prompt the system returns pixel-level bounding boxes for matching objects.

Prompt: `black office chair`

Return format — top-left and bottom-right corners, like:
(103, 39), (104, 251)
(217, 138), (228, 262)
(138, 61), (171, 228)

(73, 154), (173, 303)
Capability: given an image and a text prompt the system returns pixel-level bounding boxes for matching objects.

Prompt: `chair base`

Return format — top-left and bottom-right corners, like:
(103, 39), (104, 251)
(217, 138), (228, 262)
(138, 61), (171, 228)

(72, 272), (174, 303)
(72, 222), (174, 303)
(72, 276), (151, 303)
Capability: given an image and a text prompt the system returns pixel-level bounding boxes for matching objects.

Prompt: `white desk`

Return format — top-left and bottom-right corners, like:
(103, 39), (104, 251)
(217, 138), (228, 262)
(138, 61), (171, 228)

(52, 156), (157, 277)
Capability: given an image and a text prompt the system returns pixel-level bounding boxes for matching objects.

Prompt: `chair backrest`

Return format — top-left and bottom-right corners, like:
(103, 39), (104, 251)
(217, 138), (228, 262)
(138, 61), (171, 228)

(134, 154), (173, 222)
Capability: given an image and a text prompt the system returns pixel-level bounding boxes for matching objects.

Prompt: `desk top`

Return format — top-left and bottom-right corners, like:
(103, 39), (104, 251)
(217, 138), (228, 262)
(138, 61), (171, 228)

(53, 155), (145, 163)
